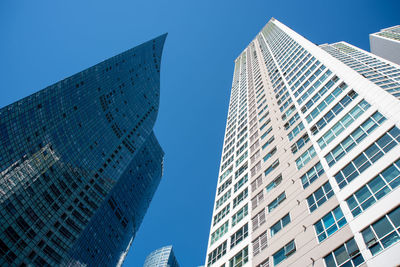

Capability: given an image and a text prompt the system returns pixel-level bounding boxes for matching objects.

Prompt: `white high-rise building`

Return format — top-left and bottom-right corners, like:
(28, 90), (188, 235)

(205, 18), (400, 267)
(370, 25), (400, 66)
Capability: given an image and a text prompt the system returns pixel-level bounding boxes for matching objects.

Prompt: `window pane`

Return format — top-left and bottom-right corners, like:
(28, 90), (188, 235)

(355, 186), (372, 203)
(372, 217), (394, 238)
(334, 245), (350, 266)
(381, 165), (400, 184)
(388, 207), (400, 228)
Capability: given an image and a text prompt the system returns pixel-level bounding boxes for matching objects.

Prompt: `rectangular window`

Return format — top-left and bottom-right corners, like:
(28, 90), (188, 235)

(323, 237), (364, 267)
(233, 188), (248, 208)
(215, 190), (231, 210)
(263, 147), (277, 162)
(264, 159), (280, 176)
(218, 177), (232, 196)
(252, 231), (268, 256)
(291, 134), (309, 154)
(306, 83), (352, 123)
(207, 241), (227, 266)
(236, 151), (248, 167)
(317, 100), (371, 147)
(301, 162), (325, 189)
(346, 159), (400, 217)
(229, 246), (248, 267)
(268, 192), (286, 213)
(310, 90), (363, 136)
(273, 240), (296, 266)
(270, 213), (291, 237)
(210, 221), (229, 245)
(301, 76), (340, 114)
(295, 146), (316, 170)
(262, 136), (275, 150)
(334, 126), (400, 189)
(297, 69), (332, 104)
(314, 206), (347, 242)
(307, 181), (334, 212)
(230, 223), (248, 249)
(266, 174), (282, 192)
(232, 204), (248, 227)
(213, 204), (230, 226)
(234, 174), (248, 193)
(325, 111), (386, 167)
(288, 122), (304, 141)
(361, 206), (400, 256)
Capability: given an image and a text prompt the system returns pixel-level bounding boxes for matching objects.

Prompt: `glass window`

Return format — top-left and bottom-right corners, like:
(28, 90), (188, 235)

(307, 182), (334, 212)
(323, 237), (364, 267)
(273, 240), (296, 266)
(314, 206), (347, 242)
(300, 162), (325, 189)
(334, 127), (400, 189)
(270, 213), (291, 237)
(361, 206), (400, 256)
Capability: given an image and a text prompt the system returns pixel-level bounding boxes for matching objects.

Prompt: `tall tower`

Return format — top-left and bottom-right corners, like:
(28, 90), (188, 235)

(143, 245), (180, 267)
(0, 34), (167, 266)
(370, 25), (400, 65)
(205, 18), (400, 267)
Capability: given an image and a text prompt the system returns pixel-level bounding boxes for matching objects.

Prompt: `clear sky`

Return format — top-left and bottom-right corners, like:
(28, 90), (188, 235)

(0, 0), (399, 266)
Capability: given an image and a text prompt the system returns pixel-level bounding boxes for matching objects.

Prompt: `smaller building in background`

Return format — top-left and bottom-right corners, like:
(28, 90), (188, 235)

(370, 25), (400, 65)
(143, 245), (180, 267)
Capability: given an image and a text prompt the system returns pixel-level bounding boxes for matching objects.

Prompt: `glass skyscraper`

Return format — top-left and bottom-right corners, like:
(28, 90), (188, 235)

(205, 18), (400, 267)
(143, 245), (180, 267)
(0, 34), (167, 266)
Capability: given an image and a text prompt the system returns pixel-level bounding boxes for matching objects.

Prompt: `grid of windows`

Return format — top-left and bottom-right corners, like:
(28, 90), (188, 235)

(334, 126), (400, 189)
(273, 240), (296, 266)
(288, 122), (304, 141)
(234, 174), (248, 193)
(305, 83), (353, 123)
(290, 134), (309, 154)
(295, 146), (316, 170)
(230, 223), (248, 249)
(310, 90), (361, 136)
(346, 159), (400, 217)
(233, 188), (248, 208)
(317, 100), (371, 148)
(361, 206), (400, 256)
(297, 70), (332, 104)
(314, 206), (347, 242)
(207, 241), (227, 266)
(301, 76), (340, 114)
(325, 111), (386, 167)
(323, 237), (364, 267)
(229, 246), (248, 267)
(300, 162), (325, 189)
(270, 213), (291, 237)
(216, 190), (231, 210)
(210, 221), (229, 245)
(213, 204), (230, 226)
(232, 204), (248, 227)
(307, 181), (334, 212)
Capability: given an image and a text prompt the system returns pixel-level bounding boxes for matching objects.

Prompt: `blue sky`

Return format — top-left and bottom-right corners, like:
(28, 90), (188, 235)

(0, 0), (399, 266)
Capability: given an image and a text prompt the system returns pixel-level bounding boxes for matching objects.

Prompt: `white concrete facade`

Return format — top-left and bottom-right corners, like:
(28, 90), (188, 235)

(205, 18), (400, 267)
(370, 26), (400, 66)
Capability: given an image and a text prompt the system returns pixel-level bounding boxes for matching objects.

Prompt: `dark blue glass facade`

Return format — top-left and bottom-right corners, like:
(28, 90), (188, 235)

(0, 34), (166, 266)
